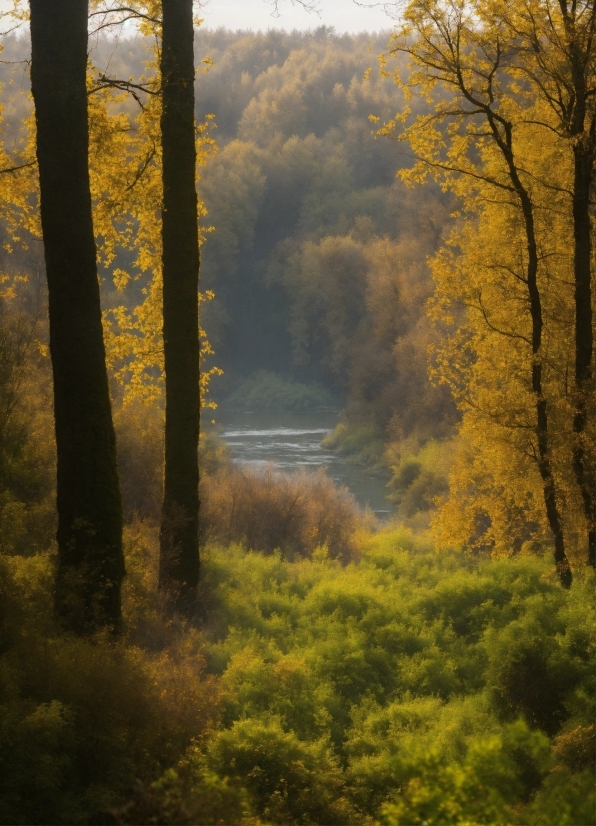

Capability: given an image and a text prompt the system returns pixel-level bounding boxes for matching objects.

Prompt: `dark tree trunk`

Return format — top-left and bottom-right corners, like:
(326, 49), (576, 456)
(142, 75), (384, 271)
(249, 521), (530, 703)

(519, 188), (572, 590)
(159, 0), (200, 610)
(476, 109), (571, 585)
(29, 0), (124, 632)
(449, 80), (573, 585)
(484, 114), (572, 587)
(571, 145), (596, 569)
(556, 1), (596, 568)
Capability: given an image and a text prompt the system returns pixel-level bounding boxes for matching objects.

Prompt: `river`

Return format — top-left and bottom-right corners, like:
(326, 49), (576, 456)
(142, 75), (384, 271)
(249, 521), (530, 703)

(212, 410), (394, 520)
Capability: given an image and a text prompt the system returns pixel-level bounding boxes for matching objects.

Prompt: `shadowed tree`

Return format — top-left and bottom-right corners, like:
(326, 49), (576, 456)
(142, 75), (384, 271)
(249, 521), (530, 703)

(29, 0), (124, 631)
(159, 0), (201, 610)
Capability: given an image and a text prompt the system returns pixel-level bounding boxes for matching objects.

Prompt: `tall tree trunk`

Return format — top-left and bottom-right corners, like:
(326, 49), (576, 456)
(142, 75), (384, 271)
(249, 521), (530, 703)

(29, 0), (124, 632)
(159, 0), (200, 610)
(519, 187), (572, 590)
(485, 114), (572, 588)
(571, 143), (595, 569)
(555, 1), (596, 568)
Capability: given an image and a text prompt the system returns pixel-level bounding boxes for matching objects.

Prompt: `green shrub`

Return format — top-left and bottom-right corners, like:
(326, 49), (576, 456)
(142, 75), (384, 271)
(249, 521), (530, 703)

(388, 439), (454, 518)
(527, 766), (596, 825)
(379, 722), (550, 825)
(2, 515), (593, 825)
(112, 765), (248, 826)
(485, 614), (587, 734)
(198, 533), (594, 825)
(321, 420), (386, 467)
(0, 547), (220, 825)
(206, 716), (355, 824)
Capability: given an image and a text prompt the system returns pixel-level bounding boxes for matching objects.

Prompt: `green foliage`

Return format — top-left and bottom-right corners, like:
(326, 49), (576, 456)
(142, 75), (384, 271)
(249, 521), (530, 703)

(388, 438), (454, 519)
(321, 421), (386, 467)
(207, 717), (354, 824)
(225, 370), (334, 412)
(197, 532), (595, 824)
(0, 545), (219, 825)
(379, 720), (551, 825)
(112, 765), (248, 826)
(0, 519), (594, 825)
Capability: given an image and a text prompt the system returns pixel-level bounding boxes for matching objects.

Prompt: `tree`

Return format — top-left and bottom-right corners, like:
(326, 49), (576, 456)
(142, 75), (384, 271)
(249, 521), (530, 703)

(159, 0), (201, 610)
(383, 0), (575, 584)
(490, 0), (596, 569)
(29, 0), (124, 631)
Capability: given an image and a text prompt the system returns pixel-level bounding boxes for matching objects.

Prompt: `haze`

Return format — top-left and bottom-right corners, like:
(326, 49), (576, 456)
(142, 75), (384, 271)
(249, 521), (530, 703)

(200, 0), (392, 31)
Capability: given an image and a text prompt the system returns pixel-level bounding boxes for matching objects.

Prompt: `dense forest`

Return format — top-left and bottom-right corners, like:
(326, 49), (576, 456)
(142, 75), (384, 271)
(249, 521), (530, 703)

(0, 2), (594, 825)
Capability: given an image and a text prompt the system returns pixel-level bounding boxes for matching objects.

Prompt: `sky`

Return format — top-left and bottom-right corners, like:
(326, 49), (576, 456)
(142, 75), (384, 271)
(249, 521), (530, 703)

(198, 0), (394, 32)
(0, 1), (396, 34)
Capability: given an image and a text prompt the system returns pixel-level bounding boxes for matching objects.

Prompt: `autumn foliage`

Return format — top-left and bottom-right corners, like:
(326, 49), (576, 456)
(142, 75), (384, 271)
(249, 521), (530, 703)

(0, 7), (593, 826)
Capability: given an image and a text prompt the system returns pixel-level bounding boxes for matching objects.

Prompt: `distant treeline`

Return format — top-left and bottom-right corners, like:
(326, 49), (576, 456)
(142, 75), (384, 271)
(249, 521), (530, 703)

(0, 26), (457, 510)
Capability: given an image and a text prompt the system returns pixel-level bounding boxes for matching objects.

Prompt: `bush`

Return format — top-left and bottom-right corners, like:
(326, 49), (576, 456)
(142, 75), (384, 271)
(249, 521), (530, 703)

(206, 717), (355, 824)
(0, 546), (220, 825)
(200, 465), (360, 561)
(113, 765), (247, 826)
(197, 534), (594, 826)
(485, 614), (587, 735)
(1, 507), (593, 825)
(379, 720), (551, 826)
(388, 438), (453, 518)
(321, 420), (386, 468)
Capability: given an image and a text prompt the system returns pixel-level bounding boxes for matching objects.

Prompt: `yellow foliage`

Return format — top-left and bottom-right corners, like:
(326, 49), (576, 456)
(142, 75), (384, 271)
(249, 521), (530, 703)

(382, 0), (595, 566)
(85, 17), (220, 405)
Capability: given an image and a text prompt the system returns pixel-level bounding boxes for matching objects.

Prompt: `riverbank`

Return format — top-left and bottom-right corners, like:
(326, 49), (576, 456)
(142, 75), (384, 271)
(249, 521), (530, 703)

(209, 410), (395, 520)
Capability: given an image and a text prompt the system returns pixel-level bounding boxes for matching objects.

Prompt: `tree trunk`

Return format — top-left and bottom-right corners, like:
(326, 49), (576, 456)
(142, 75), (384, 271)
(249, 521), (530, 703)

(557, 2), (596, 568)
(29, 0), (124, 632)
(571, 145), (595, 569)
(519, 189), (572, 590)
(159, 0), (200, 610)
(488, 116), (572, 588)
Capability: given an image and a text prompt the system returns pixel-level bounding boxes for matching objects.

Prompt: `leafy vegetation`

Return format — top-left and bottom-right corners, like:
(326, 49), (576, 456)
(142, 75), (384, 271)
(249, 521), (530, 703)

(1, 524), (593, 824)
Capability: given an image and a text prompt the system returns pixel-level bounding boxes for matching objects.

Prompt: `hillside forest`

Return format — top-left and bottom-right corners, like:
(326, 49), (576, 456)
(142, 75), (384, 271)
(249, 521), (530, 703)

(0, 2), (594, 825)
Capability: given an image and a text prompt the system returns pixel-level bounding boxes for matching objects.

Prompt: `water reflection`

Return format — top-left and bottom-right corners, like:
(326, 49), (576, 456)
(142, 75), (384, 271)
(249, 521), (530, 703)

(213, 410), (393, 519)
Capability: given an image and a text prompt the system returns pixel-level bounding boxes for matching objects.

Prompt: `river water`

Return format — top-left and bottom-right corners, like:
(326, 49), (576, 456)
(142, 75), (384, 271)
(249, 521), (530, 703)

(213, 410), (394, 519)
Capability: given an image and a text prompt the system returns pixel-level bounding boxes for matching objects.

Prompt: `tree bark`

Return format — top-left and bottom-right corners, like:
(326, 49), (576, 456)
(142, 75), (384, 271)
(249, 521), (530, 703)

(516, 185), (572, 590)
(571, 144), (596, 569)
(479, 110), (572, 588)
(30, 0), (124, 632)
(159, 0), (201, 610)
(549, 1), (596, 568)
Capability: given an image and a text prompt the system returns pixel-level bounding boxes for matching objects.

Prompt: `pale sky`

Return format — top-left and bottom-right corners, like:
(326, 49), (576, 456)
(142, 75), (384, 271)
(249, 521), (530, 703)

(0, 1), (395, 34)
(198, 0), (394, 32)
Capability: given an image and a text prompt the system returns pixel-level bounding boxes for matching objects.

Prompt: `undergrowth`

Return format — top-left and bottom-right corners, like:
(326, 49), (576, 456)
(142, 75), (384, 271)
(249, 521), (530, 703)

(1, 523), (593, 825)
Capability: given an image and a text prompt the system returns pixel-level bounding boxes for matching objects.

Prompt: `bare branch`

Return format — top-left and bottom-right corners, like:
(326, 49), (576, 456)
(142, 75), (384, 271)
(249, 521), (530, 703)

(0, 160), (36, 175)
(267, 0), (321, 19)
